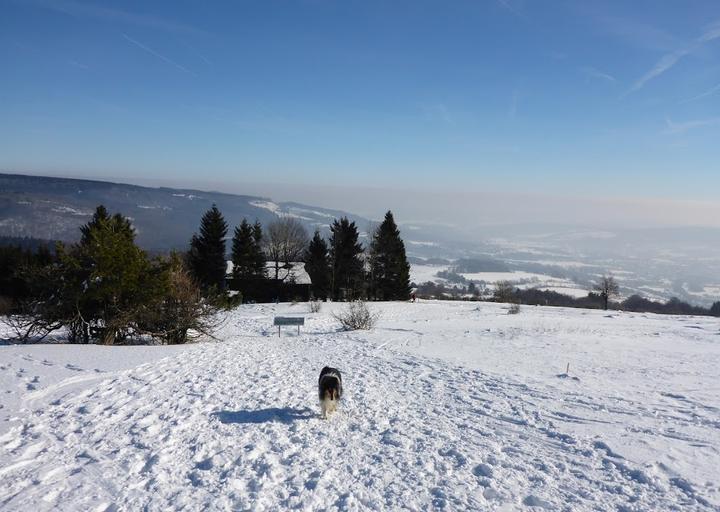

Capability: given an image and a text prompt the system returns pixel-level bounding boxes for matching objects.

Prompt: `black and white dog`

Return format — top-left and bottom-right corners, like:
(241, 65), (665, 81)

(318, 366), (343, 419)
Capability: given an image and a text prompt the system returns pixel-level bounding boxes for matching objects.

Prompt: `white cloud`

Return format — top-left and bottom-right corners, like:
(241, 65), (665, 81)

(422, 104), (454, 125)
(629, 20), (720, 93)
(580, 66), (616, 83)
(664, 117), (720, 135)
(681, 83), (720, 103)
(22, 0), (205, 35)
(122, 34), (194, 75)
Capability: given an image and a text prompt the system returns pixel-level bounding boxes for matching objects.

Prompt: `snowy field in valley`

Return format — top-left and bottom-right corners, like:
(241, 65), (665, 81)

(1, 301), (719, 511)
(409, 263), (592, 299)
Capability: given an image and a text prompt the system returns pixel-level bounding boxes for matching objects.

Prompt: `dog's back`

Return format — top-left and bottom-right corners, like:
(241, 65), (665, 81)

(318, 366), (342, 418)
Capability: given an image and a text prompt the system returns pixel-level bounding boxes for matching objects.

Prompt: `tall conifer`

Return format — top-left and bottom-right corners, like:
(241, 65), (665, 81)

(304, 230), (330, 300)
(188, 204), (228, 290)
(369, 211), (410, 300)
(231, 219), (266, 279)
(329, 217), (364, 300)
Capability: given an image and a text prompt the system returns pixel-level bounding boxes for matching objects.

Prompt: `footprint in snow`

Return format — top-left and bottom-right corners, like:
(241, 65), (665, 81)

(305, 471), (321, 490)
(473, 463), (493, 478)
(523, 495), (553, 508)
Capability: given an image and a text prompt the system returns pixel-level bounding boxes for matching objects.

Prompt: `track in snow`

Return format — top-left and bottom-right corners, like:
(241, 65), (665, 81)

(1, 304), (718, 511)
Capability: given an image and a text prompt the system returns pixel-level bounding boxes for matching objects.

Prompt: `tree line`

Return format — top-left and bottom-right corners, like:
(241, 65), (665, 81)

(187, 205), (411, 302)
(0, 204), (411, 343)
(414, 274), (720, 317)
(1, 207), (219, 344)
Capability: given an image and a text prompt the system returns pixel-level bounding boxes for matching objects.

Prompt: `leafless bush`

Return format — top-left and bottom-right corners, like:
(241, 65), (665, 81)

(507, 302), (521, 315)
(137, 261), (222, 344)
(6, 304), (58, 342)
(310, 300), (322, 313)
(595, 275), (619, 310)
(493, 280), (516, 303)
(333, 301), (380, 330)
(265, 217), (309, 280)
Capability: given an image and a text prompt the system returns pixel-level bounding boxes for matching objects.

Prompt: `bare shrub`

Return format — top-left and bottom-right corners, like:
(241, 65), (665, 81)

(265, 218), (309, 280)
(137, 258), (222, 344)
(310, 300), (322, 313)
(493, 280), (516, 303)
(507, 302), (521, 315)
(595, 275), (619, 310)
(6, 304), (59, 342)
(333, 301), (379, 330)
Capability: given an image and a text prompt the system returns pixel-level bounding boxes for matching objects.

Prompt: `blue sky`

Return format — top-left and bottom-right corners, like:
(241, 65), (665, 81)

(1, 0), (719, 218)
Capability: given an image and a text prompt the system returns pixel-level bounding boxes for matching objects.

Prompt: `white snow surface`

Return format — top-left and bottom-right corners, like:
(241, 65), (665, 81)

(410, 263), (450, 284)
(1, 301), (719, 511)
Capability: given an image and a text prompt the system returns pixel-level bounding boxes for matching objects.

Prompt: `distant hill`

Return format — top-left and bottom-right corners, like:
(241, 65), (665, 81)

(0, 173), (372, 251)
(3, 173), (718, 306)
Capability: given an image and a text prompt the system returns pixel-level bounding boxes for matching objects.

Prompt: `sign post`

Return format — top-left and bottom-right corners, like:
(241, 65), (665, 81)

(273, 316), (305, 337)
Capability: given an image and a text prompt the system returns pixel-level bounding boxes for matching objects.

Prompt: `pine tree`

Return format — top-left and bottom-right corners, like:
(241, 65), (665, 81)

(329, 217), (364, 300)
(304, 230), (330, 300)
(188, 204), (228, 290)
(80, 205), (110, 244)
(231, 219), (266, 279)
(369, 211), (411, 300)
(711, 301), (720, 317)
(252, 221), (266, 276)
(58, 205), (161, 344)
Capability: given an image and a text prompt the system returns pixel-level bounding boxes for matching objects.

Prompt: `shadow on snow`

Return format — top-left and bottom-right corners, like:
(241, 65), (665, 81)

(212, 407), (316, 424)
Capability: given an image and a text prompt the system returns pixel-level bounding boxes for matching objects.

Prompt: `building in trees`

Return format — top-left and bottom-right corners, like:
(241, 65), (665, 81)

(595, 275), (619, 310)
(264, 217), (309, 281)
(368, 211), (411, 300)
(304, 230), (330, 300)
(188, 204), (228, 291)
(329, 217), (365, 300)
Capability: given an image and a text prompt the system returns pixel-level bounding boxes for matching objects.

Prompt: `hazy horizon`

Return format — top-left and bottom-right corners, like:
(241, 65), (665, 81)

(5, 169), (720, 231)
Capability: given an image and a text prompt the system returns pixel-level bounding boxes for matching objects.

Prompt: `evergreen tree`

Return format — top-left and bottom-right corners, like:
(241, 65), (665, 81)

(304, 230), (330, 300)
(53, 205), (162, 344)
(711, 301), (720, 317)
(80, 205), (111, 244)
(231, 219), (266, 279)
(369, 211), (411, 300)
(188, 204), (228, 290)
(252, 220), (267, 276)
(329, 217), (364, 300)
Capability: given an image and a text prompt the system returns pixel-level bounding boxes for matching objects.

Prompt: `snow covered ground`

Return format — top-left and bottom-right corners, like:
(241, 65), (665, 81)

(1, 301), (719, 511)
(410, 263), (593, 298)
